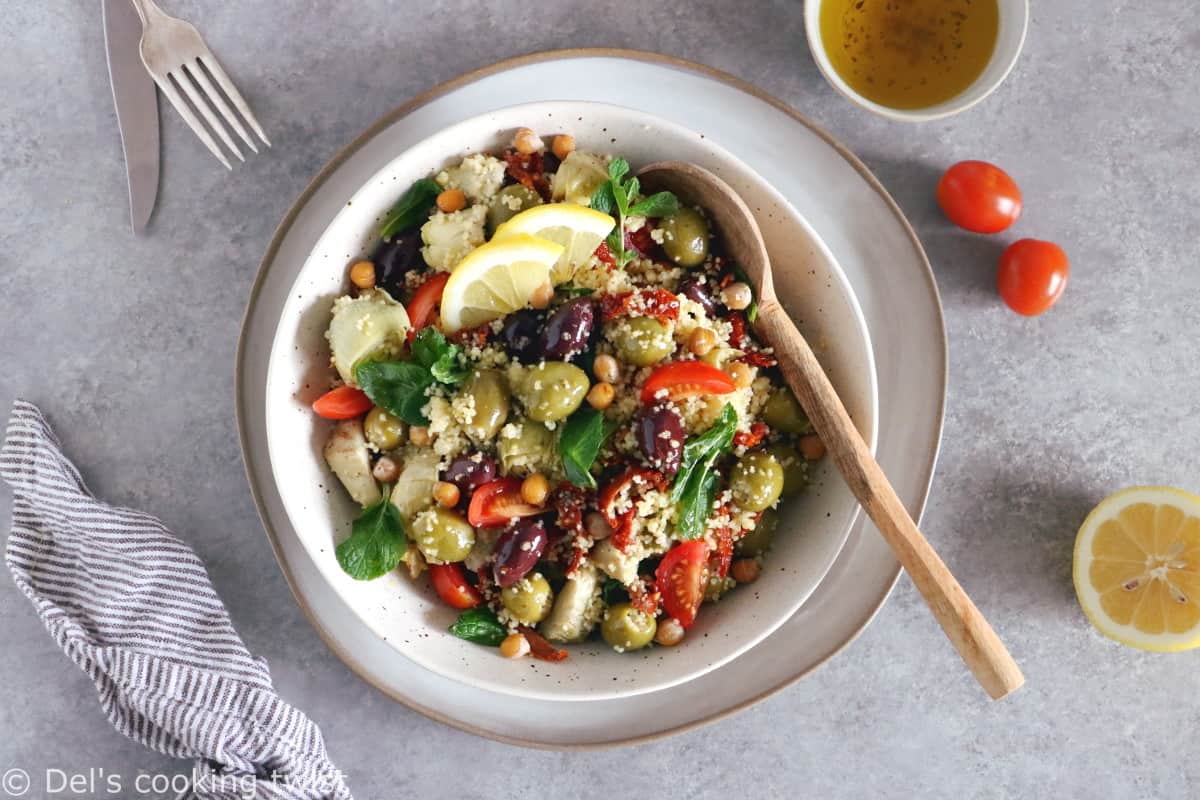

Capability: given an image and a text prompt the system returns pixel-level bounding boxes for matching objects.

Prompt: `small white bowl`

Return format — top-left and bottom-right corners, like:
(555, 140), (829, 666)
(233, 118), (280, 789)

(804, 0), (1029, 122)
(263, 101), (877, 701)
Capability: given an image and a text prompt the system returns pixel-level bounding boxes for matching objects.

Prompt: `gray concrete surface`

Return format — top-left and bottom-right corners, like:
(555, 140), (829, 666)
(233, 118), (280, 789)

(2, 1), (1198, 798)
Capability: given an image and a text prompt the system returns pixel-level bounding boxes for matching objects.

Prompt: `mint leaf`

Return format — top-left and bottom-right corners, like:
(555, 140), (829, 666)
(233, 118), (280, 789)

(355, 360), (434, 425)
(608, 157), (630, 183)
(670, 404), (738, 539)
(449, 607), (507, 646)
(380, 178), (441, 240)
(623, 177), (640, 207)
(336, 487), (406, 580)
(601, 578), (629, 605)
(411, 328), (468, 385)
(590, 182), (617, 216)
(629, 192), (680, 219)
(558, 407), (617, 489)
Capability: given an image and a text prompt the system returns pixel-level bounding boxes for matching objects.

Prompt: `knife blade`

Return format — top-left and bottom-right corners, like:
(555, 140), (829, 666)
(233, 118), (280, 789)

(102, 0), (160, 234)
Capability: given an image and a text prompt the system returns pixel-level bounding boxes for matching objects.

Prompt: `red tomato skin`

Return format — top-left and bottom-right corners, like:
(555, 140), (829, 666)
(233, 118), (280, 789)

(640, 362), (737, 404)
(997, 239), (1069, 316)
(312, 386), (373, 419)
(406, 271), (449, 331)
(655, 540), (710, 628)
(936, 161), (1023, 234)
(467, 478), (542, 528)
(428, 563), (482, 609)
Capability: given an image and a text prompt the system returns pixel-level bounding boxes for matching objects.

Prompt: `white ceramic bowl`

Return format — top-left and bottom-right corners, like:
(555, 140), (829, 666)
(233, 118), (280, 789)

(804, 0), (1030, 122)
(263, 101), (877, 701)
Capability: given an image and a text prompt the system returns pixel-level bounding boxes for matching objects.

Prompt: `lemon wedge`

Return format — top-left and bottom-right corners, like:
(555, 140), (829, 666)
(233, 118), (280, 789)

(493, 203), (616, 283)
(439, 234), (564, 333)
(1073, 486), (1200, 651)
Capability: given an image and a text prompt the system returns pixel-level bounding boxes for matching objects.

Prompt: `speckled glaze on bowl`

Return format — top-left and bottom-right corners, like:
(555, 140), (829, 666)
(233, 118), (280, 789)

(262, 101), (877, 701)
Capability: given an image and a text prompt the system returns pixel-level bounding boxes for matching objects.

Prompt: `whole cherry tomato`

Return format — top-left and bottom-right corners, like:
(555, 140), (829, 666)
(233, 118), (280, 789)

(937, 160), (1023, 234)
(997, 239), (1069, 316)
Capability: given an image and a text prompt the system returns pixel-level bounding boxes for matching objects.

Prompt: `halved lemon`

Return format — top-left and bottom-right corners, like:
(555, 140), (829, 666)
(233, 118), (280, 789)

(1073, 486), (1200, 651)
(493, 203), (616, 284)
(439, 234), (564, 333)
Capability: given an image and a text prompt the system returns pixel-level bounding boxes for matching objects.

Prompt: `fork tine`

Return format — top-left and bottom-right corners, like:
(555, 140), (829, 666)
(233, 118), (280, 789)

(172, 69), (244, 163)
(184, 60), (257, 154)
(198, 53), (270, 147)
(155, 74), (232, 170)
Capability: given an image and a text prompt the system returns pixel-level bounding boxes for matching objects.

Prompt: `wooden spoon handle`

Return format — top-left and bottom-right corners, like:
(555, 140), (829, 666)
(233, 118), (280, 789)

(757, 300), (1024, 700)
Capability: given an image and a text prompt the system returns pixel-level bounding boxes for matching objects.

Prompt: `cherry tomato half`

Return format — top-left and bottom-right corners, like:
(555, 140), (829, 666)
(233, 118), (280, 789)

(312, 386), (373, 419)
(997, 239), (1069, 316)
(936, 160), (1023, 234)
(655, 540), (710, 628)
(640, 362), (737, 404)
(467, 477), (543, 528)
(406, 271), (449, 331)
(428, 563), (482, 609)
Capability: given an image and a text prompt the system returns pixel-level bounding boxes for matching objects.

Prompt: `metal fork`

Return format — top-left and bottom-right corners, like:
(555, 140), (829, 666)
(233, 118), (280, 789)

(130, 0), (269, 169)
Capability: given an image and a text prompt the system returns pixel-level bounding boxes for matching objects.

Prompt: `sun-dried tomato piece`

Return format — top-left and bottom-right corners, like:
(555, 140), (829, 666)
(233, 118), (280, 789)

(503, 150), (551, 200)
(727, 310), (749, 349)
(599, 289), (680, 323)
(737, 351), (777, 368)
(733, 422), (769, 449)
(518, 626), (568, 662)
(628, 578), (661, 616)
(595, 241), (616, 266)
(625, 225), (656, 257)
(710, 515), (736, 579)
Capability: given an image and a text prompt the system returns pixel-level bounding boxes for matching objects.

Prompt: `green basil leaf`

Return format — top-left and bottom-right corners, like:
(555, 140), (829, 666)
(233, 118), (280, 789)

(670, 404), (738, 538)
(355, 359), (434, 426)
(558, 407), (617, 489)
(601, 578), (630, 605)
(731, 264), (759, 324)
(448, 607), (507, 646)
(380, 178), (441, 240)
(629, 191), (680, 219)
(336, 487), (406, 580)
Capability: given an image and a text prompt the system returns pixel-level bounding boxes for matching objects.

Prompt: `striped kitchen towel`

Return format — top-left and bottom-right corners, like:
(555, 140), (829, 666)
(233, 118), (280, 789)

(1, 400), (351, 800)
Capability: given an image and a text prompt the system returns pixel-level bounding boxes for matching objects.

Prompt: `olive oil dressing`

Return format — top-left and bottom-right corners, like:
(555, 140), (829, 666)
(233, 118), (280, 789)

(819, 0), (1000, 109)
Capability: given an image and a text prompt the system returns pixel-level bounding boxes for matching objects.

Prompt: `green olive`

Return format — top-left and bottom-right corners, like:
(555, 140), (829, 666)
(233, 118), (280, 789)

(730, 451), (785, 512)
(462, 369), (510, 441)
(497, 415), (558, 476)
(515, 362), (589, 423)
(658, 207), (709, 267)
(767, 443), (809, 497)
(611, 317), (675, 367)
(412, 507), (475, 564)
(600, 602), (657, 651)
(501, 572), (554, 624)
(486, 184), (543, 235)
(737, 508), (778, 556)
(363, 407), (404, 451)
(761, 388), (812, 434)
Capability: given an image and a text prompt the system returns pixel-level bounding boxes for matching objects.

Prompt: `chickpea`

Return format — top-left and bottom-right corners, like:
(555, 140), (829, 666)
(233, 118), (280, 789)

(687, 327), (717, 357)
(731, 558), (761, 584)
(349, 260), (376, 289)
(499, 632), (530, 659)
(654, 617), (685, 647)
(592, 353), (621, 384)
(530, 282), (554, 310)
(520, 473), (551, 506)
(371, 455), (399, 483)
(721, 282), (753, 311)
(513, 127), (542, 155)
(728, 361), (754, 389)
(585, 511), (613, 540)
(587, 381), (615, 410)
(436, 188), (466, 213)
(552, 134), (576, 160)
(409, 426), (432, 446)
(432, 481), (460, 508)
(799, 433), (827, 461)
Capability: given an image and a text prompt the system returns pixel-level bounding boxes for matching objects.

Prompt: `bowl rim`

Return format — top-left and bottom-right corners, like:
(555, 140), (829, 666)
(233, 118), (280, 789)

(802, 0), (1031, 122)
(259, 98), (878, 702)
(235, 48), (947, 746)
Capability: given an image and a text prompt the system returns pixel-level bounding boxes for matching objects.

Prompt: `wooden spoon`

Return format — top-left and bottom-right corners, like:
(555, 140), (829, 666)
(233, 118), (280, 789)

(639, 162), (1024, 700)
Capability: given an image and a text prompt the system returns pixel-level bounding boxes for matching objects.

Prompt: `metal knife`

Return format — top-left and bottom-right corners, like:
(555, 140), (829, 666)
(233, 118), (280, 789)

(102, 0), (160, 234)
